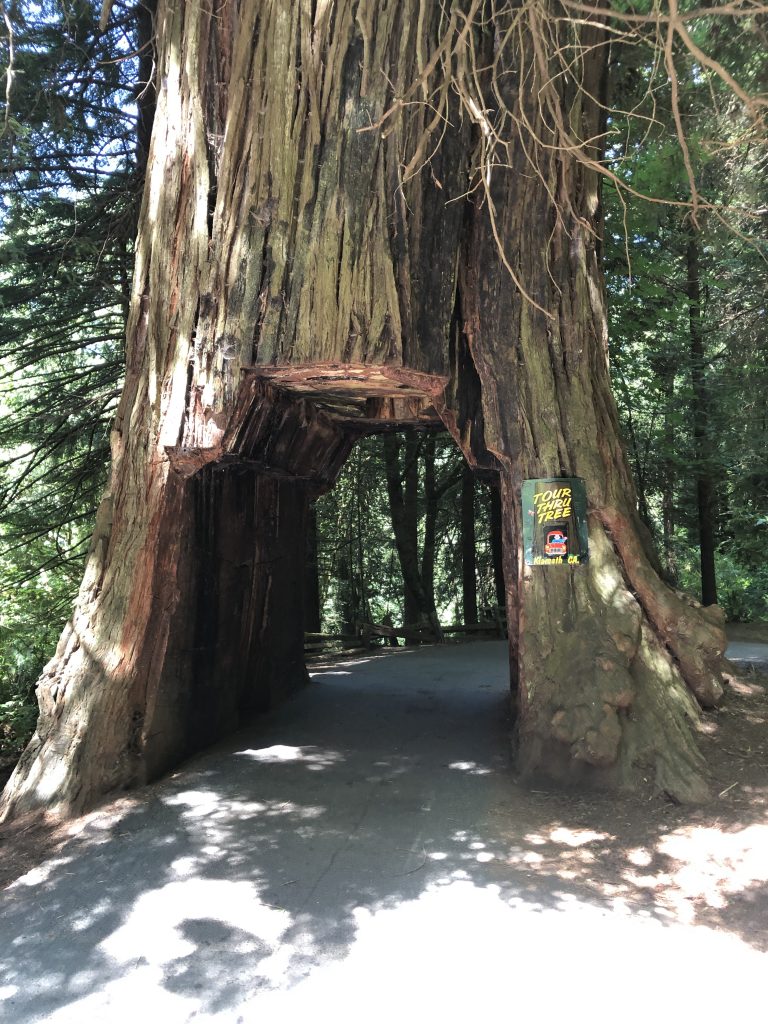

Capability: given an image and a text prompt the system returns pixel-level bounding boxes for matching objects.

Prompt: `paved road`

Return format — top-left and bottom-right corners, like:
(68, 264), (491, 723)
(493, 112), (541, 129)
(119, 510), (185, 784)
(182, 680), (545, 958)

(1, 642), (765, 1023)
(727, 641), (768, 668)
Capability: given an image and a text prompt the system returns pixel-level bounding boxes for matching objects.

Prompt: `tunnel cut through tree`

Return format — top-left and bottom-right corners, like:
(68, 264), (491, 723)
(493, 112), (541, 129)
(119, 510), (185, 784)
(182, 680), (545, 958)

(314, 426), (490, 639)
(1, 0), (730, 821)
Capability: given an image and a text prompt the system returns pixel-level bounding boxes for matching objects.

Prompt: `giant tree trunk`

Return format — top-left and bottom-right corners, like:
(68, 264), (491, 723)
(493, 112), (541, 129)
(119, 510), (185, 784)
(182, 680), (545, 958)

(2, 0), (728, 821)
(454, 11), (727, 800)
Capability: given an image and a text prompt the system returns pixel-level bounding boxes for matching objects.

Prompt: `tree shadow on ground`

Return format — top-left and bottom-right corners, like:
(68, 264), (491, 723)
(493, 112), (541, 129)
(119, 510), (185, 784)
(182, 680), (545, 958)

(1, 643), (767, 1022)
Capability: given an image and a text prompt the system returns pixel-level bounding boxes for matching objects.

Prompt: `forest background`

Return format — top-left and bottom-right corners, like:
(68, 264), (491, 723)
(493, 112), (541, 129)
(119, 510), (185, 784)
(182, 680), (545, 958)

(0, 0), (766, 766)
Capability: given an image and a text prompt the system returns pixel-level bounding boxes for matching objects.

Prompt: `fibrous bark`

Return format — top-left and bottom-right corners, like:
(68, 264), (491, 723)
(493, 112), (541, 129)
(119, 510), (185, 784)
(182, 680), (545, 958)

(1, 0), (729, 821)
(455, 10), (727, 801)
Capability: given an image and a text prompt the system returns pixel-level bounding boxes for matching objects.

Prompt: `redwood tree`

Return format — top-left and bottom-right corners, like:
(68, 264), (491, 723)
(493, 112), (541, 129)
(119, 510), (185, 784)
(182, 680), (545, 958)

(1, 0), (732, 820)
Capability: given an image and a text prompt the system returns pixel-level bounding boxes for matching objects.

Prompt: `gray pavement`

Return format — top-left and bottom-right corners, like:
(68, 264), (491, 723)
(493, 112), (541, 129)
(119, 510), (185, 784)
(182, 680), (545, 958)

(726, 641), (768, 669)
(1, 641), (766, 1023)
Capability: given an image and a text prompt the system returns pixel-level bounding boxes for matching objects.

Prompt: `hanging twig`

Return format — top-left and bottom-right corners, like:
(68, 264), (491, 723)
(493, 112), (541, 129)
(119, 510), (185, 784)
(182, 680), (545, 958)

(1, 0), (14, 143)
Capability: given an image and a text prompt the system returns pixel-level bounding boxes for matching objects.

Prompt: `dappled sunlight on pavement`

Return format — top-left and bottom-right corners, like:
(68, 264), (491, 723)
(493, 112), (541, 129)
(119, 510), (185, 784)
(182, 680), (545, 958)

(244, 880), (765, 1023)
(655, 824), (768, 912)
(492, 818), (768, 931)
(1, 643), (767, 1022)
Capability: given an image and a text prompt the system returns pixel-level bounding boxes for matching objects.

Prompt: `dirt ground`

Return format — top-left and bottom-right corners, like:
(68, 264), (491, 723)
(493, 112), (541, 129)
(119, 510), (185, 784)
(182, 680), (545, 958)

(2, 634), (767, 954)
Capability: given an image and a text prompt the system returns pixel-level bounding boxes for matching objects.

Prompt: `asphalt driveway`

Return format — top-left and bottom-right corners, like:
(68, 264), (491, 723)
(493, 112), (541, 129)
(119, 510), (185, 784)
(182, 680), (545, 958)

(1, 641), (765, 1023)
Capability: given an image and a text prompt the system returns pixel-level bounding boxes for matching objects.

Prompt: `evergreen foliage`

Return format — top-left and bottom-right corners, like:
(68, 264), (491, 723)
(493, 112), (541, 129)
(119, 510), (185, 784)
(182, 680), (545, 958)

(0, 0), (143, 759)
(604, 8), (768, 618)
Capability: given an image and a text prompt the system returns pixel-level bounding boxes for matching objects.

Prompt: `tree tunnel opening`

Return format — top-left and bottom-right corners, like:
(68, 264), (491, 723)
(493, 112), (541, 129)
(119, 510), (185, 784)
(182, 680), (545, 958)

(143, 366), (512, 786)
(308, 430), (507, 651)
(295, 426), (515, 780)
(241, 361), (510, 650)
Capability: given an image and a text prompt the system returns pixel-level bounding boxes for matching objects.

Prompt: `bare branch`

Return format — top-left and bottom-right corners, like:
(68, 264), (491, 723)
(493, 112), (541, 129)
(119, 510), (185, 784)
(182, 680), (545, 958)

(1, 0), (14, 143)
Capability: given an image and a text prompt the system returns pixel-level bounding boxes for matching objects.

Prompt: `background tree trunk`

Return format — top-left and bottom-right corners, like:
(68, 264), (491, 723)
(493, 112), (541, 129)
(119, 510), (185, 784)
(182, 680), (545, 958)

(382, 432), (442, 639)
(660, 358), (679, 582)
(304, 504), (322, 635)
(402, 431), (421, 629)
(489, 484), (507, 615)
(687, 230), (719, 606)
(421, 435), (439, 619)
(461, 465), (478, 625)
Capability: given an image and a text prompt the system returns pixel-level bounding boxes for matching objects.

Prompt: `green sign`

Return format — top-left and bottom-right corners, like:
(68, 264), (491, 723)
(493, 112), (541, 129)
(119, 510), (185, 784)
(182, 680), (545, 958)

(522, 478), (588, 566)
